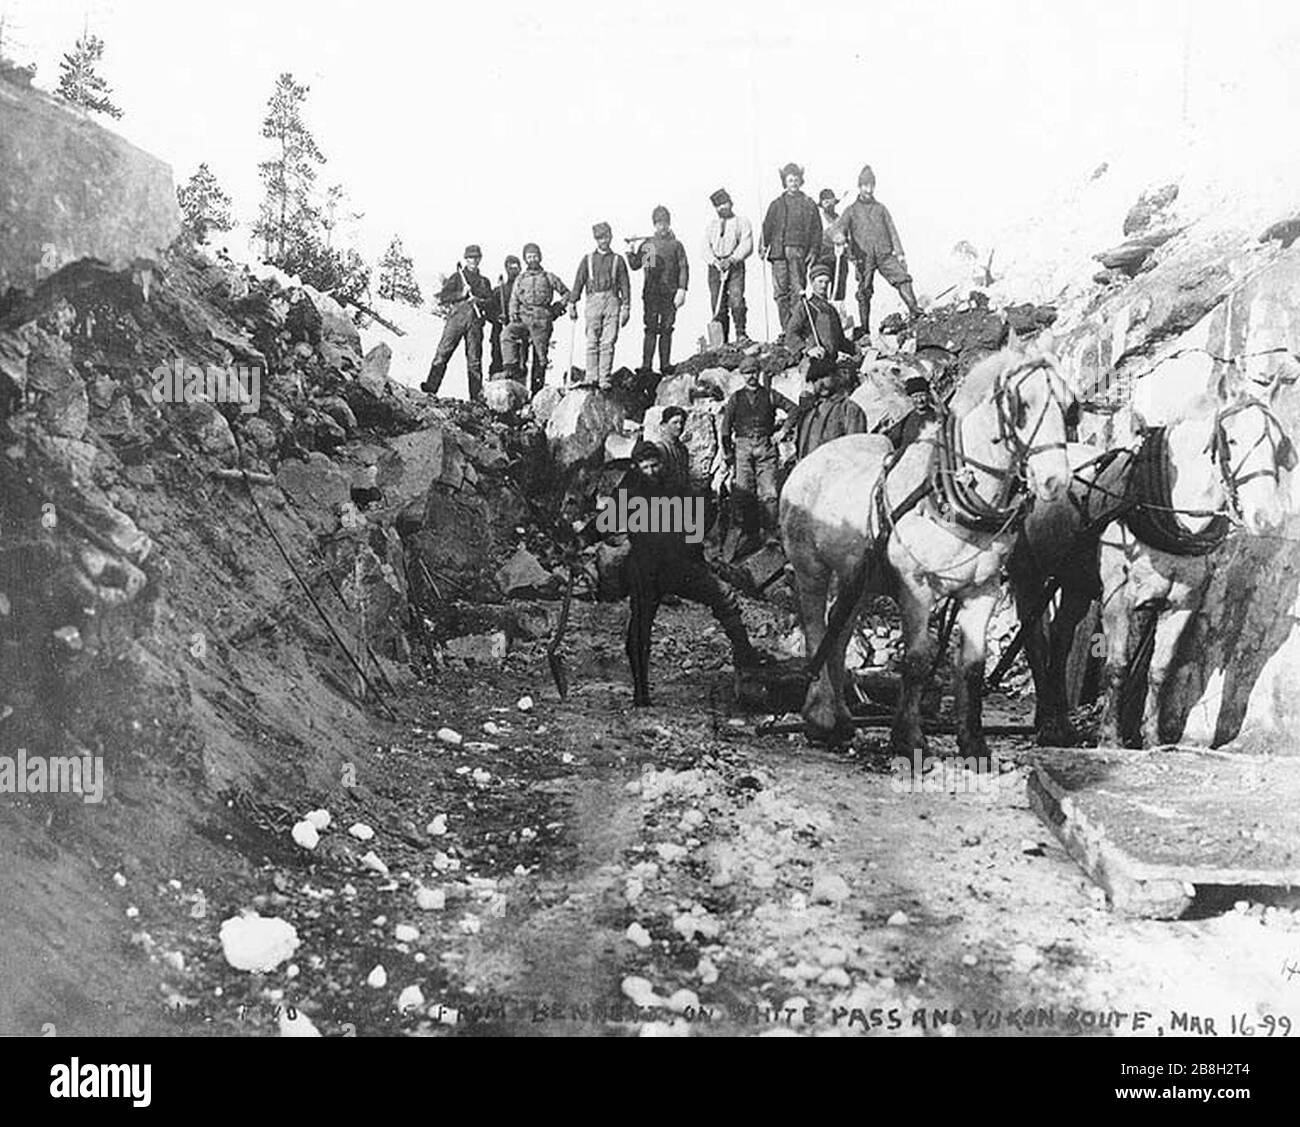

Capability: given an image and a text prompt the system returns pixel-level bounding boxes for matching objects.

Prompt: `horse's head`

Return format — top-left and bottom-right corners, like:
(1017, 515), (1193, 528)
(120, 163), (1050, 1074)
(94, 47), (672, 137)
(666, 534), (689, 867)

(1208, 378), (1296, 534)
(994, 351), (1076, 503)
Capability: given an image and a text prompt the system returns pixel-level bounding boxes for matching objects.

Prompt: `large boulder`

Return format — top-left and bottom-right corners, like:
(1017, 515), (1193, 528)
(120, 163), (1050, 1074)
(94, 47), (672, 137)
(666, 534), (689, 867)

(0, 83), (180, 294)
(529, 385), (565, 427)
(545, 388), (626, 469)
(359, 343), (392, 395)
(276, 452), (352, 533)
(482, 379), (531, 416)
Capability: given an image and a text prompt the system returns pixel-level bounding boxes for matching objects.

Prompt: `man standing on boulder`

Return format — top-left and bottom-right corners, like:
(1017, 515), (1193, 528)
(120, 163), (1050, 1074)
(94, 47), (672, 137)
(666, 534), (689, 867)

(628, 206), (689, 377)
(424, 244), (493, 399)
(831, 164), (922, 338)
(720, 356), (796, 557)
(702, 188), (753, 346)
(502, 243), (570, 393)
(760, 163), (821, 332)
(569, 222), (631, 390)
(488, 253), (522, 378)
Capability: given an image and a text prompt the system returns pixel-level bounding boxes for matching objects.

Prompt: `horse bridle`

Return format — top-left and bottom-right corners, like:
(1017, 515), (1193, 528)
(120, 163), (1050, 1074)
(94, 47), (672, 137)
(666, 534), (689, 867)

(1208, 397), (1297, 522)
(935, 357), (1073, 531)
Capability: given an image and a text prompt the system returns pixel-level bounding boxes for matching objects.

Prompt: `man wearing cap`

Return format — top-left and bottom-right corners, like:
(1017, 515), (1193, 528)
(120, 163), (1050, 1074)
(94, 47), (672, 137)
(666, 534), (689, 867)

(885, 373), (937, 449)
(760, 163), (822, 332)
(488, 254), (523, 377)
(702, 188), (754, 345)
(569, 222), (632, 389)
(720, 357), (797, 555)
(621, 439), (763, 707)
(831, 164), (922, 336)
(783, 367), (869, 462)
(817, 189), (841, 262)
(502, 243), (570, 394)
(628, 206), (689, 377)
(424, 245), (494, 398)
(784, 263), (851, 382)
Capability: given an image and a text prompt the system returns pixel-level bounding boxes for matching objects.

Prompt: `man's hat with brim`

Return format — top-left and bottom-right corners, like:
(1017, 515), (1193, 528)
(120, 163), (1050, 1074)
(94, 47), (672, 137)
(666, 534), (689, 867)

(818, 189), (839, 206)
(709, 188), (732, 207)
(464, 244), (482, 258)
(631, 440), (662, 463)
(592, 221), (612, 239)
(904, 375), (931, 396)
(809, 263), (833, 282)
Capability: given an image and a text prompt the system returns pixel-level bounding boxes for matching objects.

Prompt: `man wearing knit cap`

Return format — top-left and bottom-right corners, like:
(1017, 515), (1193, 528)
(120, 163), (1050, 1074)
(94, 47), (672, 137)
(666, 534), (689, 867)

(760, 163), (822, 332)
(628, 205), (689, 376)
(569, 222), (632, 389)
(502, 243), (570, 393)
(424, 244), (493, 399)
(702, 188), (754, 345)
(784, 263), (851, 382)
(830, 164), (922, 336)
(488, 253), (523, 377)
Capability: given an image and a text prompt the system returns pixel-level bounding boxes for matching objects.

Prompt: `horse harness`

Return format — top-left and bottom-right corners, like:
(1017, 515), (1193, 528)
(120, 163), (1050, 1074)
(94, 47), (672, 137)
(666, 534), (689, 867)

(1122, 398), (1295, 556)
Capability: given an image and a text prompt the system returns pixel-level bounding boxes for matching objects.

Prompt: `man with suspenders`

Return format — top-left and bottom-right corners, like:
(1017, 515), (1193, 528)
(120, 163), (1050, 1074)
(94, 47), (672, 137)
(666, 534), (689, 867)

(568, 222), (632, 390)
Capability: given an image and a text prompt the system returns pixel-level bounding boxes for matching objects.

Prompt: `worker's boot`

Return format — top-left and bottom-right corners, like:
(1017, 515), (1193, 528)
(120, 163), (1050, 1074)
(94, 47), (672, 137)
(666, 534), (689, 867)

(421, 361), (446, 395)
(855, 294), (872, 341)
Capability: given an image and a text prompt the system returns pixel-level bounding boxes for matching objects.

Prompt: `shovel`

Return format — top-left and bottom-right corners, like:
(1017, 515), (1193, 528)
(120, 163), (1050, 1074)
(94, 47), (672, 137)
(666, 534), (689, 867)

(706, 266), (730, 349)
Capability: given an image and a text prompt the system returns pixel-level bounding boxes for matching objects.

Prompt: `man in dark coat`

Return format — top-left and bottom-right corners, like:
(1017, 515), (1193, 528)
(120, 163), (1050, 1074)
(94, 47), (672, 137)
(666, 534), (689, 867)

(784, 263), (851, 381)
(628, 206), (689, 376)
(784, 368), (869, 462)
(424, 244), (493, 399)
(488, 254), (522, 377)
(622, 441), (762, 706)
(760, 163), (822, 331)
(885, 374), (937, 449)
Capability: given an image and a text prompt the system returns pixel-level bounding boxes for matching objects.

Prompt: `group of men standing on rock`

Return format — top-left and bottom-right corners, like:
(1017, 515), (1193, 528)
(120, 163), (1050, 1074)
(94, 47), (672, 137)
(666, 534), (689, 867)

(422, 160), (922, 401)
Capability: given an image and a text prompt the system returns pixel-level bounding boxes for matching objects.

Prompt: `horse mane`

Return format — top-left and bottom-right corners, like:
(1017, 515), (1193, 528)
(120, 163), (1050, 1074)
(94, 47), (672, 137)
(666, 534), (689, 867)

(948, 348), (1025, 414)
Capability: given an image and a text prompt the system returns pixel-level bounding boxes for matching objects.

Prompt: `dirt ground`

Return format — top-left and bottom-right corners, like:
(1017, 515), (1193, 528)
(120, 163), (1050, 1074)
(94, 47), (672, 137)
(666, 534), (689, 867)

(13, 594), (1297, 1040)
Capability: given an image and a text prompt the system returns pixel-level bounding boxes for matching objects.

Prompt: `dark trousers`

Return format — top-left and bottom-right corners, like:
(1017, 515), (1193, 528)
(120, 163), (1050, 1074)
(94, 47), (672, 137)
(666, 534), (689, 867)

(641, 291), (677, 373)
(707, 262), (747, 340)
(853, 249), (914, 331)
(489, 320), (505, 374)
(732, 436), (779, 535)
(626, 549), (751, 705)
(770, 249), (810, 331)
(501, 315), (553, 393)
(425, 302), (484, 398)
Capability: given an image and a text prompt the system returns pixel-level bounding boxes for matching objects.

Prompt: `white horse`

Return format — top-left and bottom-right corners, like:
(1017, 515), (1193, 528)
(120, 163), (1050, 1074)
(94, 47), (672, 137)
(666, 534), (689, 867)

(781, 346), (1076, 753)
(1011, 375), (1295, 746)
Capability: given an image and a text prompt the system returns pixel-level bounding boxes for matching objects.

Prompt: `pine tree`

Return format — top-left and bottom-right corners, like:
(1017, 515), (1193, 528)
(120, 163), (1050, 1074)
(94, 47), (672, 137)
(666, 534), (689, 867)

(376, 237), (423, 306)
(252, 72), (325, 263)
(55, 33), (122, 119)
(177, 163), (235, 246)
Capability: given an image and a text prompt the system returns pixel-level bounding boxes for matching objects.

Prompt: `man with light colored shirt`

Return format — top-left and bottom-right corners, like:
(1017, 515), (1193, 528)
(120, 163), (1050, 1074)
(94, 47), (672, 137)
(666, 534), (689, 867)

(701, 188), (753, 345)
(569, 222), (632, 389)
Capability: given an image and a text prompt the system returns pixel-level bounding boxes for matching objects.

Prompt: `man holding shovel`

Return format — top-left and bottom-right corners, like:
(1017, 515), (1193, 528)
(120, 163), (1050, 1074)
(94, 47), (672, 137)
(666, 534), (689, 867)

(702, 188), (753, 346)
(568, 222), (631, 390)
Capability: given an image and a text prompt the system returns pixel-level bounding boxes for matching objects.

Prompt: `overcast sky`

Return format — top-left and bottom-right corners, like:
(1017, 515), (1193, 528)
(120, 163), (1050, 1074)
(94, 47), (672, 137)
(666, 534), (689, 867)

(6, 0), (1299, 387)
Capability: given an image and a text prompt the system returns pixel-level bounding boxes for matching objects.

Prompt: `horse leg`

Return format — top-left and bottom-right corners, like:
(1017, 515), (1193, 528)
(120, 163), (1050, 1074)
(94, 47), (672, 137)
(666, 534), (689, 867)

(1041, 581), (1094, 746)
(796, 561), (842, 742)
(1012, 572), (1056, 741)
(890, 581), (933, 756)
(1142, 601), (1196, 747)
(823, 585), (864, 745)
(626, 575), (660, 708)
(953, 592), (996, 760)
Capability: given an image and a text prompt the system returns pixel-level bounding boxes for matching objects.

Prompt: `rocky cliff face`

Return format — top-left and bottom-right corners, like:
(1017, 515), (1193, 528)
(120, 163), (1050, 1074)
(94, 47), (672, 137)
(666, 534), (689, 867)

(1053, 194), (1300, 753)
